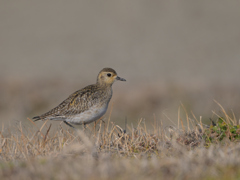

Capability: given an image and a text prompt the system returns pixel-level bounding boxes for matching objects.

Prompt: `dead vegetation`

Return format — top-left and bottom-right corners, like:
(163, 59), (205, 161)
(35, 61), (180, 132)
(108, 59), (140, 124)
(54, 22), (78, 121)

(1, 104), (240, 180)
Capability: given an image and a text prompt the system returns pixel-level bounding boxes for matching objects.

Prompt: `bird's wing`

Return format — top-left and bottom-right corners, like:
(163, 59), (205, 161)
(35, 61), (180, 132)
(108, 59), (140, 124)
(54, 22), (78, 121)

(36, 85), (101, 120)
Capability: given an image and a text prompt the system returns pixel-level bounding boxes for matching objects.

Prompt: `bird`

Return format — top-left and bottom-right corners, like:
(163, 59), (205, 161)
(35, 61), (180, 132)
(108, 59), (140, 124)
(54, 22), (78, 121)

(33, 68), (126, 128)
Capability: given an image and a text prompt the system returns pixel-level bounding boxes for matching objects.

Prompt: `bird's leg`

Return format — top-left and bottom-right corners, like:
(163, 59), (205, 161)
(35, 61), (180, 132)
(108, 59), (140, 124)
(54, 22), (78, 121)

(83, 122), (86, 131)
(99, 118), (105, 124)
(94, 121), (97, 135)
(63, 121), (75, 129)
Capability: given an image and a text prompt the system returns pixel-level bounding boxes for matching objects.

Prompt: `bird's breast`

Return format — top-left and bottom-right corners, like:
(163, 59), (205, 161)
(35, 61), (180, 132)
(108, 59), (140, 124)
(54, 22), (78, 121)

(67, 104), (108, 125)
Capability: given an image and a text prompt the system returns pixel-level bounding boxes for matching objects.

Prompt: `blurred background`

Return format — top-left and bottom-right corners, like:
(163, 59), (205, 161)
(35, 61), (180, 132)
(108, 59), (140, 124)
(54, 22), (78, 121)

(1, 1), (240, 129)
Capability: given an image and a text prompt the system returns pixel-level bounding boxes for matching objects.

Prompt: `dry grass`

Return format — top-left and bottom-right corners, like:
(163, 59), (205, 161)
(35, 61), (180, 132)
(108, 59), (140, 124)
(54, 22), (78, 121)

(1, 106), (240, 180)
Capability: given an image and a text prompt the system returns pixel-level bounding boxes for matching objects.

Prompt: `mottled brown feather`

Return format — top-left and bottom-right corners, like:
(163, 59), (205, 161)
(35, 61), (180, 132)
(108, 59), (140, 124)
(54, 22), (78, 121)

(33, 67), (125, 126)
(36, 84), (112, 120)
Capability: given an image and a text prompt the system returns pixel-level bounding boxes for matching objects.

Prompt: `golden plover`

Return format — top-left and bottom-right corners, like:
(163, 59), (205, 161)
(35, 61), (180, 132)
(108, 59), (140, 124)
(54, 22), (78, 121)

(33, 68), (126, 128)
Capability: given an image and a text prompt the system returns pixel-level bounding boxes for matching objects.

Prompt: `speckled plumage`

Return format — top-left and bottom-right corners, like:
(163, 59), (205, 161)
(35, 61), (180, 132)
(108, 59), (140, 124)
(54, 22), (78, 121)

(33, 68), (126, 127)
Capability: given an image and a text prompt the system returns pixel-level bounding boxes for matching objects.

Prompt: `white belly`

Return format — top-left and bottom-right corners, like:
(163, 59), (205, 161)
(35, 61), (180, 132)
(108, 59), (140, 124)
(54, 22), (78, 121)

(67, 104), (108, 125)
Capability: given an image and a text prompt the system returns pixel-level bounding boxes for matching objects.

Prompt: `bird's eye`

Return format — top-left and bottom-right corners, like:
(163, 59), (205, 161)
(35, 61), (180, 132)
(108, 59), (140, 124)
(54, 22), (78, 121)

(107, 73), (112, 77)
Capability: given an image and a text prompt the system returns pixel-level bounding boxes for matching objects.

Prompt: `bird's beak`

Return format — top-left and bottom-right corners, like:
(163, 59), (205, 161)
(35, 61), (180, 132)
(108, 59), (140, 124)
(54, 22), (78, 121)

(116, 76), (126, 81)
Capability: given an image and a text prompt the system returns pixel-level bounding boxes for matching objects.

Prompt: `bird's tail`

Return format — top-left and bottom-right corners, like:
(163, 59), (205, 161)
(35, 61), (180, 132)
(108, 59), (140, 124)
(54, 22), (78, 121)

(32, 116), (42, 122)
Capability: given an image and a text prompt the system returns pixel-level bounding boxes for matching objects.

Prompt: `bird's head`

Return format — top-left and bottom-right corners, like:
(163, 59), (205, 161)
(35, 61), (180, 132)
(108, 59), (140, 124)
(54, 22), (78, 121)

(97, 68), (126, 86)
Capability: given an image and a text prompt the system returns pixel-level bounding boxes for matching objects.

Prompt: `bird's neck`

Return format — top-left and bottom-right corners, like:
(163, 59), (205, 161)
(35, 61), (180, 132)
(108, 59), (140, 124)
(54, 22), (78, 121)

(96, 81), (113, 88)
(95, 82), (113, 103)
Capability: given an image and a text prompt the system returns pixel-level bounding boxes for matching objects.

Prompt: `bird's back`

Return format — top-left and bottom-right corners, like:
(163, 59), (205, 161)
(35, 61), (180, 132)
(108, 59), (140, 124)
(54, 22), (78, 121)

(33, 84), (112, 123)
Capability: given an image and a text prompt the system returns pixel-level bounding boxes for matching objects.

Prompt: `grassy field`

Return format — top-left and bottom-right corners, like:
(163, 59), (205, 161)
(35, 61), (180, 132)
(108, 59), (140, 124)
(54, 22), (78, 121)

(1, 104), (240, 180)
(1, 1), (240, 179)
